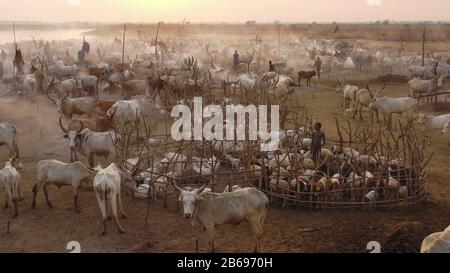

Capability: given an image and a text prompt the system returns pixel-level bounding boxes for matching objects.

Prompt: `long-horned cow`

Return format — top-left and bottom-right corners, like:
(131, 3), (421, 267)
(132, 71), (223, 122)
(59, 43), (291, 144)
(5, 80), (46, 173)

(32, 160), (96, 213)
(48, 91), (94, 118)
(93, 162), (142, 235)
(59, 119), (118, 167)
(369, 96), (418, 128)
(172, 182), (269, 253)
(336, 80), (359, 109)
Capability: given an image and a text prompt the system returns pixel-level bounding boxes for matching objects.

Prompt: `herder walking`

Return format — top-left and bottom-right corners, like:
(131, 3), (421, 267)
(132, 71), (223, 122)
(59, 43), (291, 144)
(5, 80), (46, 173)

(314, 57), (322, 80)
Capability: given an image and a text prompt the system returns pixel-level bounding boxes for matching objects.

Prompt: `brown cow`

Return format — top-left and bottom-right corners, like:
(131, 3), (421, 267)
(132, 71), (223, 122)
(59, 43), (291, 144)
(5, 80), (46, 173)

(60, 114), (115, 134)
(89, 67), (107, 81)
(298, 71), (316, 87)
(89, 100), (117, 118)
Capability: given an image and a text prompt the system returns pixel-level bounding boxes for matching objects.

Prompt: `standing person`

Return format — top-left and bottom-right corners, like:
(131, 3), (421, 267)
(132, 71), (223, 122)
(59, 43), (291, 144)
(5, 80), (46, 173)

(1, 49), (6, 63)
(13, 48), (24, 75)
(314, 57), (322, 80)
(233, 50), (240, 66)
(269, 60), (276, 72)
(0, 61), (3, 82)
(334, 23), (340, 33)
(311, 122), (326, 165)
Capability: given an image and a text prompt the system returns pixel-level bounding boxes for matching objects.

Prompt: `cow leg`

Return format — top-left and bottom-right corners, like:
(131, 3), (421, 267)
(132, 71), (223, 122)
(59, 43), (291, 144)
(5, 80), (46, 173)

(117, 192), (127, 219)
(206, 227), (215, 253)
(8, 191), (17, 218)
(4, 195), (8, 209)
(31, 183), (41, 209)
(248, 216), (264, 253)
(111, 194), (126, 234)
(95, 191), (108, 236)
(73, 186), (81, 213)
(359, 106), (363, 120)
(163, 188), (168, 208)
(43, 183), (52, 208)
(88, 154), (95, 168)
(12, 198), (18, 218)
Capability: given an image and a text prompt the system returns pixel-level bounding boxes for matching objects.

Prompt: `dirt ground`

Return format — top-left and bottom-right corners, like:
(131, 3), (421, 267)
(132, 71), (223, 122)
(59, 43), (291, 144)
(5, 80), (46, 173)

(1, 72), (450, 253)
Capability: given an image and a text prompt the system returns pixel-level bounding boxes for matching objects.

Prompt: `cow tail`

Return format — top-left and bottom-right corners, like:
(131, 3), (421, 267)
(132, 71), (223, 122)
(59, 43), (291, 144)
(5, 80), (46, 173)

(261, 200), (269, 227)
(12, 129), (20, 158)
(104, 183), (110, 202)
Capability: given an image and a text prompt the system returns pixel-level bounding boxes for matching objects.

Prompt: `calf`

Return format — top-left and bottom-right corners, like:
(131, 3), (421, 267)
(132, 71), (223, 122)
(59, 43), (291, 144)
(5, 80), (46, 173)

(32, 160), (95, 213)
(298, 71), (316, 86)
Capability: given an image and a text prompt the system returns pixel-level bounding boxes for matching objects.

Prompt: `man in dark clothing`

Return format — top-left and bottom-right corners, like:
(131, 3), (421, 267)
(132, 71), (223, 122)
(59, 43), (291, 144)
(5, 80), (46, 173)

(334, 24), (340, 33)
(1, 50), (6, 63)
(0, 61), (3, 82)
(314, 57), (322, 80)
(233, 50), (240, 65)
(269, 61), (276, 72)
(13, 48), (24, 75)
(311, 122), (326, 165)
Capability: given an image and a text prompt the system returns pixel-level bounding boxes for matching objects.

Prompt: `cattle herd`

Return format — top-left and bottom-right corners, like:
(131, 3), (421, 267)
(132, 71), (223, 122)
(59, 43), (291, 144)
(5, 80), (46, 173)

(0, 25), (450, 253)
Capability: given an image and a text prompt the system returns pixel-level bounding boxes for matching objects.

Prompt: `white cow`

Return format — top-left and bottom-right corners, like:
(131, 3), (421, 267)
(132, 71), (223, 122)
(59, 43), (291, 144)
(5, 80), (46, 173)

(32, 160), (95, 213)
(408, 77), (443, 103)
(107, 99), (143, 126)
(353, 88), (378, 122)
(18, 74), (38, 102)
(94, 163), (137, 235)
(0, 123), (22, 167)
(369, 96), (418, 128)
(0, 158), (22, 217)
(172, 182), (269, 253)
(417, 113), (450, 133)
(59, 120), (118, 167)
(336, 81), (359, 109)
(47, 78), (78, 98)
(421, 225), (450, 253)
(49, 64), (79, 80)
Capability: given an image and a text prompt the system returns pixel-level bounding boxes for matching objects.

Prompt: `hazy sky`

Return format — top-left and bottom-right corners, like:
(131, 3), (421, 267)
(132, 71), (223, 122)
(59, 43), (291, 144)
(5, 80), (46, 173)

(1, 0), (449, 23)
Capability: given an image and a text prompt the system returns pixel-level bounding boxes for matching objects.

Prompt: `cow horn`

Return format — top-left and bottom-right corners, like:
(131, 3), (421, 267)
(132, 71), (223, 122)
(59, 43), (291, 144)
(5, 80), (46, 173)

(47, 91), (56, 104)
(170, 179), (184, 193)
(195, 181), (210, 194)
(59, 116), (69, 134)
(62, 90), (70, 102)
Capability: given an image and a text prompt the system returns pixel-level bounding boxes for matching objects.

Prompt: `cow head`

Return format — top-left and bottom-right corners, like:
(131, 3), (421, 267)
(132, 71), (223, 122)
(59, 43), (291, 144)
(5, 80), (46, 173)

(8, 156), (23, 170)
(171, 181), (209, 218)
(335, 79), (345, 93)
(59, 116), (82, 150)
(416, 113), (428, 125)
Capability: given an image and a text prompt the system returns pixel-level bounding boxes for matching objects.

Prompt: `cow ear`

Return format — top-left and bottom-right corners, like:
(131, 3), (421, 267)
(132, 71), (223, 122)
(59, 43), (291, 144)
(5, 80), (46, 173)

(195, 196), (206, 206)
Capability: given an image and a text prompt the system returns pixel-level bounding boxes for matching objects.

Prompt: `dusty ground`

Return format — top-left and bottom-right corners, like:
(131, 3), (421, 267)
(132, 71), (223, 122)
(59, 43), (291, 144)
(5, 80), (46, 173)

(0, 72), (450, 253)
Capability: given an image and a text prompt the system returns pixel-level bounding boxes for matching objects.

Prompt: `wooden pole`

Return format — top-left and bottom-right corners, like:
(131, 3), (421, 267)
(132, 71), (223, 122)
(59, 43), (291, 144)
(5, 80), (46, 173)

(422, 27), (426, 67)
(122, 23), (126, 67)
(278, 24), (281, 62)
(12, 21), (17, 91)
(155, 22), (161, 57)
